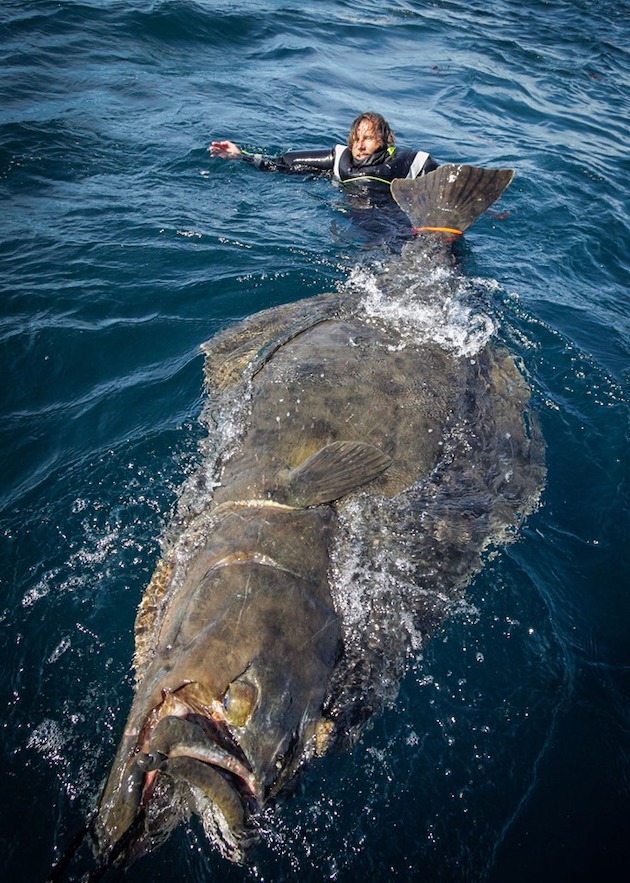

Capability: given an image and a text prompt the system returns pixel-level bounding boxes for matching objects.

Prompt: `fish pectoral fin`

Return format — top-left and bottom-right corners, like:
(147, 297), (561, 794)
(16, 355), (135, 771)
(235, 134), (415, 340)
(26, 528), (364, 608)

(272, 440), (392, 507)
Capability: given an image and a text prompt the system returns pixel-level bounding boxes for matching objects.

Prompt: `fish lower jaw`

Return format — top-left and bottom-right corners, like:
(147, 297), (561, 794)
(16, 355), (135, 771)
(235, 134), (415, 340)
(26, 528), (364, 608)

(136, 712), (262, 860)
(138, 750), (262, 863)
(193, 791), (260, 863)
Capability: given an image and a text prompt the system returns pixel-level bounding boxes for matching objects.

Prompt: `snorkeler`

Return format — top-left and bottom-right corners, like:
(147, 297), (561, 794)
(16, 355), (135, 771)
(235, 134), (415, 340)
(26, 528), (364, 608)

(209, 112), (438, 196)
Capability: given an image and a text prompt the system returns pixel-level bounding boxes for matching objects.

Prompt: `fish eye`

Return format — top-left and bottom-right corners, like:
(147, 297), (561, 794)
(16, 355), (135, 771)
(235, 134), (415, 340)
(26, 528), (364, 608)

(222, 678), (257, 727)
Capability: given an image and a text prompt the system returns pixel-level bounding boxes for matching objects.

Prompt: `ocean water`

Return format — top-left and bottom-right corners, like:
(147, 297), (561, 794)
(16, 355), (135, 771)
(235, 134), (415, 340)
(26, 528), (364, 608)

(1, 1), (628, 881)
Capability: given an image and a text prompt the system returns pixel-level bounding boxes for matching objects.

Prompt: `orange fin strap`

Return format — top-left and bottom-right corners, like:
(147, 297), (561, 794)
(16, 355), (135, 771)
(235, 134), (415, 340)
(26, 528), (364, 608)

(412, 226), (463, 236)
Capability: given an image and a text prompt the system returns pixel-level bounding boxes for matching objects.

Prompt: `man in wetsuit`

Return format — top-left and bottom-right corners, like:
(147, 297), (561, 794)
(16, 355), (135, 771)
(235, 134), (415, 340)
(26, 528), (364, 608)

(209, 111), (438, 197)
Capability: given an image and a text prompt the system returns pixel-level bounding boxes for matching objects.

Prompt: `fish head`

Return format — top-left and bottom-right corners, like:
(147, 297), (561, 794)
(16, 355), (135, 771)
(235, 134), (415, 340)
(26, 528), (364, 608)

(95, 544), (340, 866)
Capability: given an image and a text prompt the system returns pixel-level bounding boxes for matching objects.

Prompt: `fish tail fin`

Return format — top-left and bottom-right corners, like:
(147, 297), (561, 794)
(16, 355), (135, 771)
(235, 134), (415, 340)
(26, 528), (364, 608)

(391, 164), (514, 234)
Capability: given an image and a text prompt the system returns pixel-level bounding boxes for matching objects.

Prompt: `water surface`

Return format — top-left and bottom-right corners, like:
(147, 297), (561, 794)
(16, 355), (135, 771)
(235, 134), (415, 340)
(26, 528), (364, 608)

(1, 1), (628, 881)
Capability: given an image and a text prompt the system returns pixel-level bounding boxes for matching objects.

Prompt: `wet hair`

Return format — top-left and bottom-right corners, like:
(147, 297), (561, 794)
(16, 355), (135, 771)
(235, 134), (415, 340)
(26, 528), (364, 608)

(347, 112), (396, 150)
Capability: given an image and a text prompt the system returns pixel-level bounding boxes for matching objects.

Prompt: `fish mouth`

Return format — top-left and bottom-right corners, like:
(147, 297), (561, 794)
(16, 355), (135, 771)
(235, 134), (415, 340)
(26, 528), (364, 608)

(135, 706), (260, 861)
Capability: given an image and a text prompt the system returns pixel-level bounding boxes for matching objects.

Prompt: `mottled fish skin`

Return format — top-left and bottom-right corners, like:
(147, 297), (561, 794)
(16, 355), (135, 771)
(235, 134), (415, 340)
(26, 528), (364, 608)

(91, 168), (544, 870)
(95, 502), (341, 865)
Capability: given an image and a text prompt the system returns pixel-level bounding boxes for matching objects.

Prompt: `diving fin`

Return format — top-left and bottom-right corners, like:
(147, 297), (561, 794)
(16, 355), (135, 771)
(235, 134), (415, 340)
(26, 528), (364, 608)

(391, 164), (514, 234)
(271, 440), (392, 508)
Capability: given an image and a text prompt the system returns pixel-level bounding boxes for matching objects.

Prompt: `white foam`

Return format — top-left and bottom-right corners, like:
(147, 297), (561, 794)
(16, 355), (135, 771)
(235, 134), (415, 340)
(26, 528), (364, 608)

(342, 258), (496, 358)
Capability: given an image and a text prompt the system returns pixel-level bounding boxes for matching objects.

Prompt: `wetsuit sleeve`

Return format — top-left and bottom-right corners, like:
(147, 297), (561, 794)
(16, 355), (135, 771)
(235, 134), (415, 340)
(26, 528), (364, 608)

(241, 148), (335, 175)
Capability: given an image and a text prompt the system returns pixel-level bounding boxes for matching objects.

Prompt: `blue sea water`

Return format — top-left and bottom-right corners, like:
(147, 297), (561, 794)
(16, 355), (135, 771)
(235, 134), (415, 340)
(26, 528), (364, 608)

(1, 1), (628, 880)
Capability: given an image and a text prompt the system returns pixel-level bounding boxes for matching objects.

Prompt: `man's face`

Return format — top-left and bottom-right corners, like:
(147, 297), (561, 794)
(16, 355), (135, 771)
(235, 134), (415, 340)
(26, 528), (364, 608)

(350, 120), (383, 161)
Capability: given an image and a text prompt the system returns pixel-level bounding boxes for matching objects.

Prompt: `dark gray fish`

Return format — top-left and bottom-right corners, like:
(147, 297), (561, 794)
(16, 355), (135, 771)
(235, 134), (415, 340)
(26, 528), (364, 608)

(87, 166), (544, 870)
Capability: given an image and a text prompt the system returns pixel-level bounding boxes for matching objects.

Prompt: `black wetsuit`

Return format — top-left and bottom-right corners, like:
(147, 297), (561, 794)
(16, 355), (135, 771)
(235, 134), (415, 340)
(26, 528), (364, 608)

(241, 143), (438, 247)
(242, 144), (438, 194)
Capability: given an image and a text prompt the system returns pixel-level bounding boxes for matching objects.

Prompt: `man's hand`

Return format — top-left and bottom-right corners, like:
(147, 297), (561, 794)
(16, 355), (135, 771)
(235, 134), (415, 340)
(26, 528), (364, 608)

(209, 140), (242, 158)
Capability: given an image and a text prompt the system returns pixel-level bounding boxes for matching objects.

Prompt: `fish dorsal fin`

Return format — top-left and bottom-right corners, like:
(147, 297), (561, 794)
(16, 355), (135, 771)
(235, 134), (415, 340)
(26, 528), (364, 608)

(391, 164), (514, 233)
(272, 441), (392, 507)
(201, 292), (341, 396)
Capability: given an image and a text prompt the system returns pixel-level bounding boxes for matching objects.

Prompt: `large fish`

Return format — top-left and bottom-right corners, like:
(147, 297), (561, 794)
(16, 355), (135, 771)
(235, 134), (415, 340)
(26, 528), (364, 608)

(88, 166), (545, 870)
